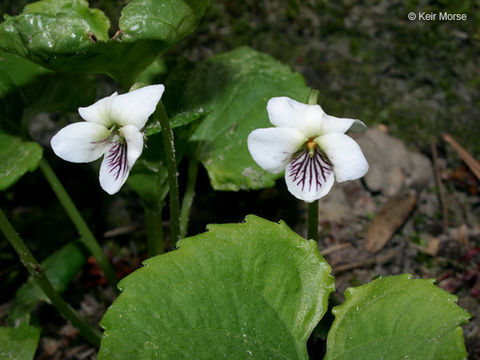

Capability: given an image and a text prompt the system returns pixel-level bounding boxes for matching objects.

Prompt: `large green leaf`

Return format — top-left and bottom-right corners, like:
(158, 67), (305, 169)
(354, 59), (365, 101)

(0, 51), (96, 132)
(0, 51), (48, 128)
(325, 274), (471, 360)
(0, 324), (40, 360)
(0, 0), (210, 86)
(99, 215), (335, 359)
(9, 242), (86, 324)
(0, 132), (42, 190)
(163, 46), (311, 191)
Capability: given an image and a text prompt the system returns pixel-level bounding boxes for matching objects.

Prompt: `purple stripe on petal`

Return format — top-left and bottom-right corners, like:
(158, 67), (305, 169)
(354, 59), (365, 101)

(287, 149), (332, 192)
(105, 141), (129, 181)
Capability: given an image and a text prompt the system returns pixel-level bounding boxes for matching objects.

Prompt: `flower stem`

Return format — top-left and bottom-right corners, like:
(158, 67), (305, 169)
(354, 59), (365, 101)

(180, 158), (199, 239)
(0, 209), (102, 347)
(38, 158), (118, 293)
(308, 200), (319, 241)
(308, 89), (320, 105)
(145, 206), (164, 256)
(156, 102), (181, 246)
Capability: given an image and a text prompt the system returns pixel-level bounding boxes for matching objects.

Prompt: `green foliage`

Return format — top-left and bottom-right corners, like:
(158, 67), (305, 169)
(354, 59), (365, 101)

(0, 324), (40, 360)
(145, 109), (206, 137)
(98, 215), (334, 359)
(325, 274), (471, 360)
(0, 132), (43, 190)
(128, 109), (203, 208)
(0, 51), (96, 133)
(164, 46), (311, 191)
(0, 0), (210, 86)
(126, 134), (169, 209)
(9, 242), (87, 324)
(0, 51), (48, 130)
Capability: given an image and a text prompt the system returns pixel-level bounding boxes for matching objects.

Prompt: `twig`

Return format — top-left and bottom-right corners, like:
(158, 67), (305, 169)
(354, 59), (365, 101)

(332, 249), (399, 274)
(431, 139), (448, 233)
(409, 243), (436, 256)
(442, 133), (480, 180)
(321, 242), (351, 256)
(103, 224), (140, 238)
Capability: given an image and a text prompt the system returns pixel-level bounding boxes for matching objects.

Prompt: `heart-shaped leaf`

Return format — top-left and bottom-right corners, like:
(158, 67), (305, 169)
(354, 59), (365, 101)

(163, 46), (311, 191)
(325, 274), (470, 360)
(0, 132), (43, 190)
(0, 0), (210, 86)
(99, 215), (334, 359)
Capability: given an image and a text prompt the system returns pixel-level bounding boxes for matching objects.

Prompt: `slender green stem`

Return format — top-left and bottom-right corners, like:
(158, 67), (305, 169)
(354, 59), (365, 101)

(308, 200), (319, 241)
(0, 209), (101, 347)
(38, 158), (118, 293)
(145, 206), (164, 256)
(180, 159), (199, 239)
(156, 102), (181, 246)
(308, 89), (320, 105)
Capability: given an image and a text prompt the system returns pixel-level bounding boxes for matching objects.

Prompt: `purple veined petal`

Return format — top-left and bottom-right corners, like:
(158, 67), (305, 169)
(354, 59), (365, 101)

(50, 122), (111, 163)
(98, 126), (144, 195)
(99, 139), (129, 195)
(285, 148), (335, 203)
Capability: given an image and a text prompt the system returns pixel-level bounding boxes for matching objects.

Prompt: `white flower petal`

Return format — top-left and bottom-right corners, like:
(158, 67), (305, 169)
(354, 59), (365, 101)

(78, 92), (117, 126)
(99, 141), (128, 195)
(98, 125), (144, 195)
(316, 133), (369, 182)
(121, 125), (144, 169)
(247, 127), (306, 173)
(50, 122), (111, 163)
(322, 114), (367, 134)
(267, 97), (325, 137)
(110, 84), (165, 129)
(285, 149), (335, 203)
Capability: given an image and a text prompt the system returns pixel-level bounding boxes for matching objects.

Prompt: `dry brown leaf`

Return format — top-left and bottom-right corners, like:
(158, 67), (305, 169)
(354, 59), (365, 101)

(365, 193), (417, 253)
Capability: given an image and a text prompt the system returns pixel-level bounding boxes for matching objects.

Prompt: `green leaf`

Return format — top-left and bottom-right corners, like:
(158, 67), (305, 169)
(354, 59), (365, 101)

(127, 140), (169, 209)
(9, 242), (87, 324)
(325, 274), (471, 360)
(128, 110), (202, 208)
(0, 132), (43, 190)
(163, 46), (311, 191)
(119, 0), (208, 43)
(0, 51), (96, 132)
(0, 324), (40, 360)
(0, 51), (49, 128)
(0, 0), (210, 86)
(98, 215), (335, 359)
(145, 109), (207, 136)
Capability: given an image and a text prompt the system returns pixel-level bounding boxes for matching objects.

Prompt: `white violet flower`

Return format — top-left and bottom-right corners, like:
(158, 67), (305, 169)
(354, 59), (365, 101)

(247, 96), (369, 203)
(51, 84), (165, 195)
